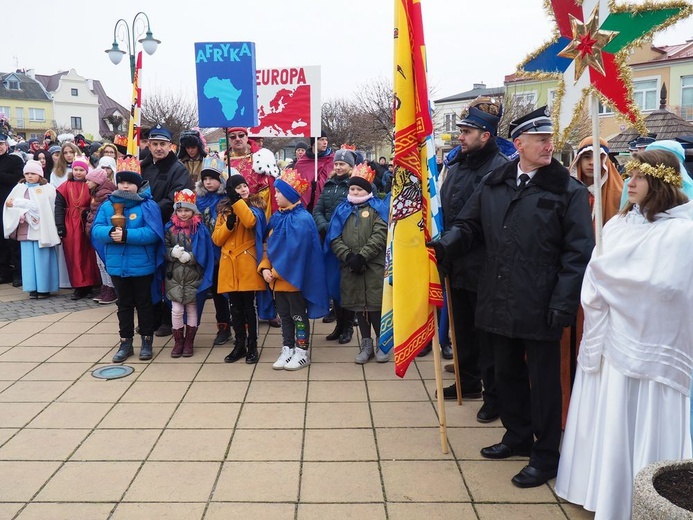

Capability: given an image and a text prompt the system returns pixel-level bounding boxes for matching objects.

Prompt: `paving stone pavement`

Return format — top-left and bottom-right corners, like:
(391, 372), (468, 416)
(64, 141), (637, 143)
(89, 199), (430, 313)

(0, 283), (595, 520)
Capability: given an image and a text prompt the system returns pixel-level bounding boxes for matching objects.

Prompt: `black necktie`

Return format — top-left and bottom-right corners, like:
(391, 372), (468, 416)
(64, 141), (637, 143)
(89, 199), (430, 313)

(518, 173), (530, 189)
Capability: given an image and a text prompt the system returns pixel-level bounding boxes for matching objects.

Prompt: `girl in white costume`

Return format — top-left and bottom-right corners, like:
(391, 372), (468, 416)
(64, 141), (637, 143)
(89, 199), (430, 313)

(556, 149), (693, 519)
(3, 160), (60, 298)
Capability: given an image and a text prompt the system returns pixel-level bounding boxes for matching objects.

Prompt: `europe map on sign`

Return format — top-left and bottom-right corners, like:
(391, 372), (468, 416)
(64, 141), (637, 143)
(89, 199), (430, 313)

(249, 66), (321, 138)
(194, 41), (258, 128)
(203, 77), (243, 120)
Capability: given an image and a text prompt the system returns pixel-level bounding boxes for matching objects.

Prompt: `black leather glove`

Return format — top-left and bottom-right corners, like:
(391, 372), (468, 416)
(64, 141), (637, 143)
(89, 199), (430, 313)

(225, 213), (237, 230)
(547, 308), (574, 329)
(227, 190), (242, 205)
(344, 252), (355, 266)
(348, 253), (367, 274)
(425, 240), (445, 263)
(57, 225), (66, 238)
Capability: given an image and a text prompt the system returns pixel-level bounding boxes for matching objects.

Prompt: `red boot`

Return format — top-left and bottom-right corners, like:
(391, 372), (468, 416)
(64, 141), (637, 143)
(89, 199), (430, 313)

(183, 325), (197, 357)
(171, 328), (185, 358)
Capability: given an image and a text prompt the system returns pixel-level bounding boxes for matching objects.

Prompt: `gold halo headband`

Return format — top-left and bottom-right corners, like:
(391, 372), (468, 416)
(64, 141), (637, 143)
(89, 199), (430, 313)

(625, 161), (683, 189)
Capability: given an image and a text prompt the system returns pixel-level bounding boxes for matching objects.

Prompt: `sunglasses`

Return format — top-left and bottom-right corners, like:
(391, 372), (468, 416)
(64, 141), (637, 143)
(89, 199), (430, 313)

(228, 133), (246, 140)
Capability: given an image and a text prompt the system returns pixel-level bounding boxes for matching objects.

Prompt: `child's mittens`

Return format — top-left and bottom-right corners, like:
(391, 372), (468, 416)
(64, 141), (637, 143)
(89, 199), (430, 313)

(225, 213), (237, 230)
(171, 244), (184, 258)
(179, 251), (192, 264)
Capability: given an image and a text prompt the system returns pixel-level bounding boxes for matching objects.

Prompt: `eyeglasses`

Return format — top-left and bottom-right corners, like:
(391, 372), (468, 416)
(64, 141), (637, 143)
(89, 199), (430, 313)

(228, 133), (246, 140)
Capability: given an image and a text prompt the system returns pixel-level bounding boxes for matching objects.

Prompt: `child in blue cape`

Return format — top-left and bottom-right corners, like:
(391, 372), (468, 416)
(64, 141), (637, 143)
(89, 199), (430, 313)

(165, 189), (214, 358)
(91, 169), (165, 362)
(259, 168), (329, 371)
(325, 163), (389, 364)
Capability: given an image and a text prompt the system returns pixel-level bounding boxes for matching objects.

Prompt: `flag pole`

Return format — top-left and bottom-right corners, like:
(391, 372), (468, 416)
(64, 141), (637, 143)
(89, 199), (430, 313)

(444, 278), (462, 405)
(591, 94), (604, 256)
(432, 310), (449, 453)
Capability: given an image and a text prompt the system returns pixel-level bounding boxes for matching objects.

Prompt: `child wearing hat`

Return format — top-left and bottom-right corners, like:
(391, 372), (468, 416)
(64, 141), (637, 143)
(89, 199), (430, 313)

(259, 169), (329, 371)
(195, 157), (233, 346)
(91, 166), (165, 362)
(325, 163), (390, 363)
(313, 148), (358, 344)
(213, 172), (269, 364)
(85, 168), (118, 304)
(55, 156), (101, 300)
(165, 189), (214, 358)
(3, 160), (60, 299)
(97, 156), (117, 182)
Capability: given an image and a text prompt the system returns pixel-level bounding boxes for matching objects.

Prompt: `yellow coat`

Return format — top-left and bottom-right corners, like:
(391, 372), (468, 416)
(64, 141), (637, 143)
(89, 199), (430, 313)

(212, 195), (266, 293)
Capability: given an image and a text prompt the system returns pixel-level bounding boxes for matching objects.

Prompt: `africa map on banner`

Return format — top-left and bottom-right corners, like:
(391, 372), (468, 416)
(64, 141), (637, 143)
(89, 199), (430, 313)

(249, 66), (321, 138)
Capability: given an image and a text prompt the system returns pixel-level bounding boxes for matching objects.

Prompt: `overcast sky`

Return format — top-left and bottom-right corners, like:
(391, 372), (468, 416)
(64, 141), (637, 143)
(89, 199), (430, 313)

(3, 0), (692, 109)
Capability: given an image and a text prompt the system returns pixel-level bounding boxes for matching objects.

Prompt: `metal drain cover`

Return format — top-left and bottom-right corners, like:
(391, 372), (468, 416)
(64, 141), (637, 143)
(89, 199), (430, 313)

(92, 365), (135, 380)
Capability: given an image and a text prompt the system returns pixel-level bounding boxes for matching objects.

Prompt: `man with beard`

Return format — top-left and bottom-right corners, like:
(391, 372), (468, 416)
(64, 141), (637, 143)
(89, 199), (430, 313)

(438, 97), (509, 426)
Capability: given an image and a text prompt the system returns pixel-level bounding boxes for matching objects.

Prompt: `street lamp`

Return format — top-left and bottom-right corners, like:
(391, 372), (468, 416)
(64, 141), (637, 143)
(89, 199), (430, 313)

(105, 12), (160, 83)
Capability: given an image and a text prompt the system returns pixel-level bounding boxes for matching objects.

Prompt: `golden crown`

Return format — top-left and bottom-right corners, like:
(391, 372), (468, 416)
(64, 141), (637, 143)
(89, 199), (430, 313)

(351, 162), (376, 184)
(117, 156), (141, 174)
(114, 135), (128, 147)
(279, 168), (310, 195)
(174, 189), (197, 205)
(625, 161), (682, 189)
(340, 144), (356, 151)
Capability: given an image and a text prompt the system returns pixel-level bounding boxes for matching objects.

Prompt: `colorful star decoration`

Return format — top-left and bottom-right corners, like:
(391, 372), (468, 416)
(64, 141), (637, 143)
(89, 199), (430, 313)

(518, 0), (692, 145)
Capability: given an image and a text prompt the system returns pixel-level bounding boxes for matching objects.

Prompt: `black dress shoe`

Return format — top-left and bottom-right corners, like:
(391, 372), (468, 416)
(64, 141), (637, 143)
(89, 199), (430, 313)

(438, 383), (483, 400)
(338, 326), (353, 344)
(12, 277), (22, 288)
(417, 343), (432, 357)
(480, 443), (531, 460)
(441, 343), (453, 360)
(476, 403), (500, 423)
(322, 309), (336, 323)
(511, 465), (557, 488)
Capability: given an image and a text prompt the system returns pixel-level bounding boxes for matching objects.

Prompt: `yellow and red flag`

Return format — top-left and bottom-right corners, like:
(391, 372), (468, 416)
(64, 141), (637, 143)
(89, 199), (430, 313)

(126, 51), (142, 157)
(380, 0), (443, 378)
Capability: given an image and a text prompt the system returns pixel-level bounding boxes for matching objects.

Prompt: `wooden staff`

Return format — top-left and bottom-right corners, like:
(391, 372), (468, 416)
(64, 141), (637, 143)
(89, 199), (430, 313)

(444, 277), (462, 405)
(432, 310), (449, 454)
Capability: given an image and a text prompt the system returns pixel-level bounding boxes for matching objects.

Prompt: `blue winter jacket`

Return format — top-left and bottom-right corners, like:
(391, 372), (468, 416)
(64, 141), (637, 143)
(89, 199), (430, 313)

(91, 185), (164, 278)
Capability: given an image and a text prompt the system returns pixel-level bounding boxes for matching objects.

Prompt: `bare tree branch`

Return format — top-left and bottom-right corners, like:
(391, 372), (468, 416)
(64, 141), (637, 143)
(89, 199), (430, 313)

(141, 90), (199, 144)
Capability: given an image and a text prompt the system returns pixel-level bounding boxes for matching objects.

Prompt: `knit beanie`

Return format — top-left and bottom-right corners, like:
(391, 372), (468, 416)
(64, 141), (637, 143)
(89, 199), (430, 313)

(228, 173), (248, 189)
(23, 160), (44, 177)
(86, 168), (108, 186)
(98, 156), (117, 172)
(71, 157), (90, 171)
(333, 149), (356, 168)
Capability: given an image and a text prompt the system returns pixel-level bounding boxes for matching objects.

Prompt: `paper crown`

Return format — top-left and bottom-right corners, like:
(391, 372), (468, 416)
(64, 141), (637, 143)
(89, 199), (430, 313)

(174, 189), (196, 206)
(278, 168), (310, 196)
(71, 156), (90, 171)
(117, 156), (141, 174)
(200, 156), (229, 183)
(349, 163), (376, 192)
(113, 135), (128, 147)
(340, 144), (356, 151)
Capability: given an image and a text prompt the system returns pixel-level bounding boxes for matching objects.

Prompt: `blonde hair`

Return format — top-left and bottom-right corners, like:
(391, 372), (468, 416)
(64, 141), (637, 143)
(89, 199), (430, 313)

(53, 142), (81, 179)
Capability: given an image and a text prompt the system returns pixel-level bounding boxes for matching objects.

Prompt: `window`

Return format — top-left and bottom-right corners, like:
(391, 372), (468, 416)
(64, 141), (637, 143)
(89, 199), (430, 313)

(598, 101), (614, 114)
(444, 112), (457, 132)
(71, 117), (82, 130)
(682, 76), (693, 120)
(548, 89), (558, 111)
(512, 92), (537, 110)
(28, 108), (45, 122)
(633, 78), (658, 111)
(15, 107), (24, 128)
(0, 106), (10, 120)
(71, 88), (78, 96)
(7, 80), (19, 90)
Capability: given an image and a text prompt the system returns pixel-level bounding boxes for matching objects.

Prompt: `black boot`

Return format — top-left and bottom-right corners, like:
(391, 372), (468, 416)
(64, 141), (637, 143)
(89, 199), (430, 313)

(245, 338), (259, 364)
(139, 335), (153, 360)
(338, 316), (354, 344)
(224, 336), (247, 363)
(113, 338), (134, 363)
(326, 316), (344, 341)
(213, 323), (232, 345)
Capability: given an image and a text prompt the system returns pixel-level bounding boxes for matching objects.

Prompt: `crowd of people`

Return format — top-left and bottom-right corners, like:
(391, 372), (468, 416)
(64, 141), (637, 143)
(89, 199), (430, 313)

(2, 99), (693, 518)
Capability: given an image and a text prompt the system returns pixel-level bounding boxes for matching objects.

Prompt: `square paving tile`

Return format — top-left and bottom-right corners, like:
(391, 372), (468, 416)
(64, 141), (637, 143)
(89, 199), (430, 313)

(307, 381), (368, 402)
(246, 380), (308, 402)
(213, 461), (300, 502)
(0, 380), (73, 402)
(0, 402), (47, 428)
(300, 461), (383, 502)
(119, 381), (191, 403)
(371, 401), (439, 428)
(136, 363), (201, 381)
(0, 428), (90, 460)
(298, 503), (387, 519)
(560, 502), (596, 519)
(303, 429), (377, 461)
(463, 460), (557, 503)
(99, 403), (177, 429)
(381, 460), (470, 502)
(149, 429), (232, 461)
(20, 363), (93, 381)
(71, 428), (160, 461)
(28, 402), (113, 429)
(476, 503), (568, 519)
(237, 403), (306, 429)
(111, 502), (206, 520)
(308, 362), (365, 381)
(205, 502), (295, 519)
(167, 403), (241, 429)
(182, 381), (249, 402)
(305, 402), (372, 429)
(16, 503), (116, 519)
(124, 461), (220, 502)
(251, 362), (309, 380)
(387, 503), (477, 519)
(366, 379), (430, 401)
(0, 461), (62, 501)
(42, 321), (95, 334)
(376, 428), (454, 460)
(195, 363), (254, 381)
(227, 429), (303, 461)
(0, 333), (35, 347)
(0, 347), (62, 362)
(48, 347), (113, 363)
(35, 461), (140, 501)
(68, 334), (120, 347)
(0, 362), (39, 380)
(19, 333), (81, 347)
(55, 381), (132, 403)
(446, 427), (506, 459)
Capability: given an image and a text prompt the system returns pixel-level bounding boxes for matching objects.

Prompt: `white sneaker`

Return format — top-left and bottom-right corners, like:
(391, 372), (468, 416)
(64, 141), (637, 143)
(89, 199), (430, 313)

(273, 346), (294, 370)
(284, 347), (310, 371)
